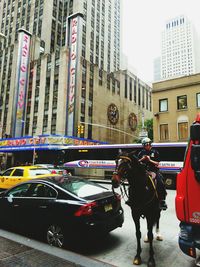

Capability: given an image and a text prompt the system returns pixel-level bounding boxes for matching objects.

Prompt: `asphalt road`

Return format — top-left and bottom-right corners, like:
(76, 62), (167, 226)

(70, 189), (199, 267)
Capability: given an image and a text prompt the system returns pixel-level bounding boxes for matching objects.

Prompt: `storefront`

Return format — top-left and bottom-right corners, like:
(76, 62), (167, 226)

(0, 135), (106, 169)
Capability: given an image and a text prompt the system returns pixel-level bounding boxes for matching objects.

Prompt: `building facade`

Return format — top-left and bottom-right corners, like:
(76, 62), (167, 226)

(0, 0), (152, 144)
(152, 73), (200, 142)
(160, 15), (200, 80)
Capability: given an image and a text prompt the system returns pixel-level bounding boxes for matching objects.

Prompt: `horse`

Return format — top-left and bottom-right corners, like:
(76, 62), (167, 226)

(112, 151), (161, 267)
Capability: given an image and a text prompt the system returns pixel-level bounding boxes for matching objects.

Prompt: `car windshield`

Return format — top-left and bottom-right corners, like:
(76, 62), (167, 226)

(53, 176), (107, 197)
(29, 168), (52, 176)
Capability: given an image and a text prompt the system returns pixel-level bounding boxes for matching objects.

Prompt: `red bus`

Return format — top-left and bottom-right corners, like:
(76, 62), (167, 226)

(176, 114), (200, 264)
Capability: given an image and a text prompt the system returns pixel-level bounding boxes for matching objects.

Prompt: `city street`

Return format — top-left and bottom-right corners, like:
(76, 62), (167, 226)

(0, 188), (199, 267)
(71, 188), (198, 267)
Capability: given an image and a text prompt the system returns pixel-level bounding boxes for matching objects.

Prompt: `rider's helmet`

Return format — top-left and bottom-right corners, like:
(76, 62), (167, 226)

(141, 137), (152, 146)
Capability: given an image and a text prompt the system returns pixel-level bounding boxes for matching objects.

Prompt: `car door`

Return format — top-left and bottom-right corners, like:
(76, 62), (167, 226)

(25, 183), (58, 230)
(9, 168), (24, 188)
(0, 168), (14, 189)
(0, 183), (32, 229)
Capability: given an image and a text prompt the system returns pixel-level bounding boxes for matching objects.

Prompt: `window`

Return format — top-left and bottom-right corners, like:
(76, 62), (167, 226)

(7, 183), (32, 197)
(178, 122), (188, 140)
(12, 169), (24, 176)
(196, 93), (200, 108)
(159, 99), (168, 112)
(160, 124), (169, 141)
(2, 169), (14, 176)
(177, 95), (187, 110)
(30, 184), (57, 198)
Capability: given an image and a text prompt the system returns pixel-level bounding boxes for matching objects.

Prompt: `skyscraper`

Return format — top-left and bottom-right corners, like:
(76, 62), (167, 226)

(0, 0), (152, 143)
(160, 15), (200, 80)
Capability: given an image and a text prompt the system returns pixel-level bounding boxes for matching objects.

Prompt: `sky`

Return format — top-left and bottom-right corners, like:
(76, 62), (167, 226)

(122, 0), (200, 84)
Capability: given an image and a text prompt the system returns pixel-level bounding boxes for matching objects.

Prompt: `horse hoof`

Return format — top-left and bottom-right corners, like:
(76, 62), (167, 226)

(144, 235), (149, 243)
(147, 259), (156, 267)
(133, 256), (142, 265)
(156, 234), (163, 241)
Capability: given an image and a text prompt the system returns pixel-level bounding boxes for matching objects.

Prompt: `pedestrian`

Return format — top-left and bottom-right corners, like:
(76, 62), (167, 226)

(137, 137), (168, 210)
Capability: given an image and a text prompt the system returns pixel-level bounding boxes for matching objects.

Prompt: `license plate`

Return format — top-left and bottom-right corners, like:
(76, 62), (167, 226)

(104, 203), (113, 212)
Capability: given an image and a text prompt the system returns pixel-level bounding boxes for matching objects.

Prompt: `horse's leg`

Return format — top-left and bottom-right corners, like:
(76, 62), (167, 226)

(132, 212), (142, 265)
(155, 210), (163, 241)
(146, 218), (156, 267)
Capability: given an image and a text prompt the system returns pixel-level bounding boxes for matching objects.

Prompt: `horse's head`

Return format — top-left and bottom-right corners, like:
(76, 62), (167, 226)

(112, 151), (138, 188)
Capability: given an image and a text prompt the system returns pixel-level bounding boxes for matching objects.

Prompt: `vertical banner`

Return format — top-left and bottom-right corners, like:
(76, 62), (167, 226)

(12, 29), (31, 137)
(66, 13), (83, 136)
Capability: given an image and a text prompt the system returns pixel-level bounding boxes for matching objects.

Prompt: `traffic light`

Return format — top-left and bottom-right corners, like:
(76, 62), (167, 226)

(77, 125), (81, 135)
(80, 125), (84, 134)
(77, 125), (84, 136)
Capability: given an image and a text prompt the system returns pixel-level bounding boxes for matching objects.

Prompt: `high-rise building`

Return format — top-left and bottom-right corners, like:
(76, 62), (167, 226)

(0, 0), (152, 143)
(0, 0), (121, 72)
(153, 57), (161, 81)
(160, 15), (200, 80)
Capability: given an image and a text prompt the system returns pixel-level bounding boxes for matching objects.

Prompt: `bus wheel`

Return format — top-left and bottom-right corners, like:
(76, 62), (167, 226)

(165, 177), (175, 189)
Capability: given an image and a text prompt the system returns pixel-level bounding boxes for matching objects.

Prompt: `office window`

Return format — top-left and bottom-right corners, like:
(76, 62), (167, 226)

(196, 93), (200, 108)
(178, 122), (188, 140)
(177, 95), (187, 110)
(159, 98), (168, 112)
(160, 124), (169, 141)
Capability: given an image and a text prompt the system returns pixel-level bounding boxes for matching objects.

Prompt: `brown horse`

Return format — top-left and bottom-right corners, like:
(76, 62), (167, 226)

(112, 151), (160, 267)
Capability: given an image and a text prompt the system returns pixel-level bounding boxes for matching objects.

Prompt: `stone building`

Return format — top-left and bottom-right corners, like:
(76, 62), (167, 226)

(152, 73), (200, 142)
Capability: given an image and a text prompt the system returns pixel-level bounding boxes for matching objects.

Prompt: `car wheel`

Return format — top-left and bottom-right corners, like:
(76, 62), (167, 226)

(46, 224), (65, 248)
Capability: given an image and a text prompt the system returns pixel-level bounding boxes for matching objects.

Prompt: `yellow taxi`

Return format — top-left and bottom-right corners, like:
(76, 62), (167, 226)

(0, 166), (58, 190)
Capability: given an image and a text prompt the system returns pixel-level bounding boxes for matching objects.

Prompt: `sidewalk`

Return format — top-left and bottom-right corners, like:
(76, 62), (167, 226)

(0, 229), (115, 267)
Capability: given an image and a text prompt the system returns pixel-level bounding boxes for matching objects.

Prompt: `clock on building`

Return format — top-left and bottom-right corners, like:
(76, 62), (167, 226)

(128, 113), (137, 131)
(107, 103), (119, 125)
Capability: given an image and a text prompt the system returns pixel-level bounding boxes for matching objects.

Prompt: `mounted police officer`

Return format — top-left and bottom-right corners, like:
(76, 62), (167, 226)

(137, 137), (167, 210)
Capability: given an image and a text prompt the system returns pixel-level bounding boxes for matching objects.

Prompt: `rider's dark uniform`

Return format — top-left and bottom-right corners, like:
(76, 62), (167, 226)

(137, 147), (167, 210)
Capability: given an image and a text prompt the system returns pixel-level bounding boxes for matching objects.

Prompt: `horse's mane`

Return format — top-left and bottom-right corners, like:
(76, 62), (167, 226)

(117, 150), (146, 172)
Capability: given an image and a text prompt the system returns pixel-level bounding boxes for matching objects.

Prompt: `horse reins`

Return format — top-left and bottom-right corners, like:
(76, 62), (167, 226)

(148, 173), (159, 199)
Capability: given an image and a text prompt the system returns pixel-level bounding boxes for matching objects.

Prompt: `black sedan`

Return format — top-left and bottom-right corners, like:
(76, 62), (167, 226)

(0, 175), (124, 248)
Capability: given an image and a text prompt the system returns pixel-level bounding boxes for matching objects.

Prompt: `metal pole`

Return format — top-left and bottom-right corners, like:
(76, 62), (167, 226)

(32, 136), (35, 165)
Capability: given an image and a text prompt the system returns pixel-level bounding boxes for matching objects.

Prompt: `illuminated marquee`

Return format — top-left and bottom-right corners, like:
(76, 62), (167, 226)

(0, 136), (104, 150)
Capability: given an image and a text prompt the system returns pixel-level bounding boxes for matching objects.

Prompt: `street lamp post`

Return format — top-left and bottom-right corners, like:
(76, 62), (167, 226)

(32, 136), (36, 165)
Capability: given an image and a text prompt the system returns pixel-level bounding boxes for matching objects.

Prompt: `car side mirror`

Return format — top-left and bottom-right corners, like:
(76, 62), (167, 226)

(191, 144), (200, 182)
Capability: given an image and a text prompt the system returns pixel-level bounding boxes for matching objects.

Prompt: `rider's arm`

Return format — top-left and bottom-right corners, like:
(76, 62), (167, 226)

(147, 157), (159, 167)
(139, 149), (160, 167)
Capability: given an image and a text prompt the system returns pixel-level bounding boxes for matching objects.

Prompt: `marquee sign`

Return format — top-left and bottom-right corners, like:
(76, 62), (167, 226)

(66, 13), (83, 136)
(12, 29), (31, 137)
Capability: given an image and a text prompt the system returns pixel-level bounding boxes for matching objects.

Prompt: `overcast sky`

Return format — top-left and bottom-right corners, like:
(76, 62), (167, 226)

(122, 0), (200, 84)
